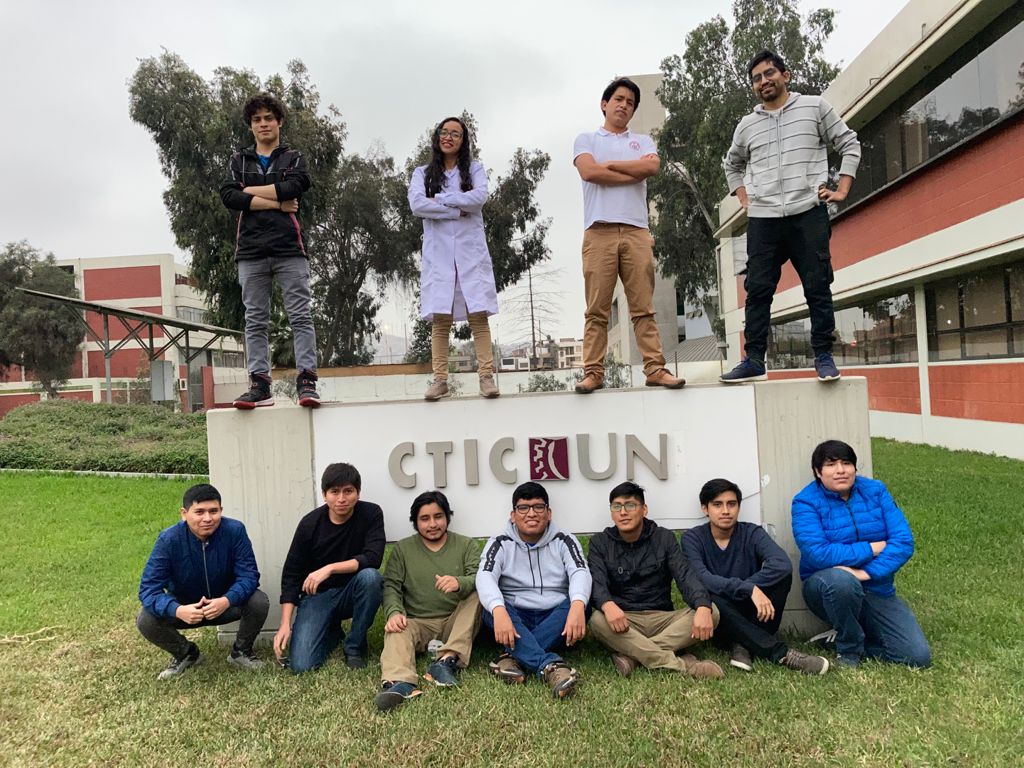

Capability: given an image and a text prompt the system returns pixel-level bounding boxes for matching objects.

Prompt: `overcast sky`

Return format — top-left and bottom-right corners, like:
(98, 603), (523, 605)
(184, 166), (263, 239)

(2, 0), (907, 348)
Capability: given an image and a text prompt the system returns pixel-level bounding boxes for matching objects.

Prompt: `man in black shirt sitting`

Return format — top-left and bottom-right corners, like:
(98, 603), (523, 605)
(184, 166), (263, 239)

(273, 463), (385, 672)
(681, 478), (828, 675)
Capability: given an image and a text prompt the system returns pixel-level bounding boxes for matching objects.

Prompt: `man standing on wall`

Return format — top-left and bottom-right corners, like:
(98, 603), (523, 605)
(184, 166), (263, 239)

(721, 51), (861, 384)
(220, 92), (320, 409)
(572, 77), (686, 394)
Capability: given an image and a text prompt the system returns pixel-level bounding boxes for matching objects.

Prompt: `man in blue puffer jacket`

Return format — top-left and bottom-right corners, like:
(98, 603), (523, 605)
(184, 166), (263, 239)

(792, 440), (930, 668)
(137, 483), (269, 680)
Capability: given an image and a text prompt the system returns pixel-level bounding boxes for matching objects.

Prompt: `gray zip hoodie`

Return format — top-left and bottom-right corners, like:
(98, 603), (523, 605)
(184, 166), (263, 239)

(476, 521), (592, 613)
(723, 92), (861, 218)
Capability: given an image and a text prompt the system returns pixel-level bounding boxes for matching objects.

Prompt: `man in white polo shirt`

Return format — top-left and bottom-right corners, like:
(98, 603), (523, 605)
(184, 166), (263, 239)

(572, 77), (685, 395)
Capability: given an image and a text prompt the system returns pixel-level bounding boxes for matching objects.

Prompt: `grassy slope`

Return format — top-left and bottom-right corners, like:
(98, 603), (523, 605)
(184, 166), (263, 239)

(1, 441), (1022, 767)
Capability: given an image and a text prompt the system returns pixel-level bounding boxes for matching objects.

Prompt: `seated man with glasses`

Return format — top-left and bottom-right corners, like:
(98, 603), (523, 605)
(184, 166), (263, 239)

(588, 482), (724, 679)
(476, 482), (592, 699)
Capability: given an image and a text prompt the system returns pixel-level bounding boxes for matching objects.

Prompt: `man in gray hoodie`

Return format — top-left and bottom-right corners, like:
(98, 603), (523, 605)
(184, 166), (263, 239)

(476, 481), (592, 699)
(720, 50), (860, 385)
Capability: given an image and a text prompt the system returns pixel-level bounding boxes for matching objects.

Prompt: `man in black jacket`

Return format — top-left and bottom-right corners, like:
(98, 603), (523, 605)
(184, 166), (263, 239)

(588, 482), (723, 679)
(273, 463), (385, 672)
(220, 92), (319, 409)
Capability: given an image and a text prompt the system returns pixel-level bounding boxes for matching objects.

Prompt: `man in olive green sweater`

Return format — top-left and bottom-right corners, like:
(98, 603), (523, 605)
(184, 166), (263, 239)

(374, 490), (481, 711)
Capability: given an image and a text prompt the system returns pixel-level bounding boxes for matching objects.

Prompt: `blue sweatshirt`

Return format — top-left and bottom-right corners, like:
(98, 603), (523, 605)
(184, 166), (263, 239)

(681, 522), (791, 602)
(138, 517), (260, 619)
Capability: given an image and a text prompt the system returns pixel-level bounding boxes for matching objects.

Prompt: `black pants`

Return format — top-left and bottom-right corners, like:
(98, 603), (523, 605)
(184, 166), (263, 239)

(744, 204), (834, 361)
(711, 572), (792, 663)
(136, 589), (270, 658)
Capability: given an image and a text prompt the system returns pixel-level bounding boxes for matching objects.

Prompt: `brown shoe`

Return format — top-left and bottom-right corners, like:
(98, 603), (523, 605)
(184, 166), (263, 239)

(611, 653), (637, 678)
(479, 374), (500, 398)
(645, 367), (686, 389)
(424, 378), (450, 401)
(488, 654), (525, 684)
(679, 653), (725, 679)
(542, 661), (578, 699)
(574, 372), (604, 394)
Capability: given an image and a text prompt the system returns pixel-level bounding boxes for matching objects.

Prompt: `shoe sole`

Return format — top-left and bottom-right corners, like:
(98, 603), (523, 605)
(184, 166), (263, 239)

(810, 658), (831, 675)
(480, 391), (501, 399)
(719, 374), (768, 384)
(729, 658), (753, 672)
(374, 691), (410, 712)
(574, 385), (603, 394)
(298, 397), (321, 408)
(489, 665), (526, 684)
(645, 380), (686, 389)
(817, 374), (841, 382)
(551, 677), (578, 699)
(233, 399), (274, 409)
(424, 392), (451, 401)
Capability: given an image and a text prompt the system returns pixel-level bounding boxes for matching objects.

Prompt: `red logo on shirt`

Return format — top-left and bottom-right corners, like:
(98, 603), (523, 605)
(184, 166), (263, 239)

(629, 140), (641, 151)
(529, 437), (570, 481)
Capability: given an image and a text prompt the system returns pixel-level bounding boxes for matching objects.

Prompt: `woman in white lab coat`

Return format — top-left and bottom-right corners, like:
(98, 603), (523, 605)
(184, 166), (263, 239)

(409, 116), (499, 401)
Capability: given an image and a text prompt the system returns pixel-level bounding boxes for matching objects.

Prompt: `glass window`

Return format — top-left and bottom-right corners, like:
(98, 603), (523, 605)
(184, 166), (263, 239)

(841, 8), (1024, 208)
(768, 291), (917, 369)
(926, 257), (1024, 360)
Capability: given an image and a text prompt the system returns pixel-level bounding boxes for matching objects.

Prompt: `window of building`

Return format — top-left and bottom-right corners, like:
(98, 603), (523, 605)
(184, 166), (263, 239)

(925, 258), (1024, 361)
(176, 306), (210, 325)
(842, 7), (1024, 209)
(768, 292), (917, 369)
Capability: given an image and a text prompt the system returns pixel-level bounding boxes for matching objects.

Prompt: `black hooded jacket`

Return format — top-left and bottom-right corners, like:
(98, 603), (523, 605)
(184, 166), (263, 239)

(588, 519), (711, 612)
(220, 144), (311, 260)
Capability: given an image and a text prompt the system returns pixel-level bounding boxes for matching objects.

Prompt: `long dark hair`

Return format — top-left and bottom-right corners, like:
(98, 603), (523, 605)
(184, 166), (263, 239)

(423, 116), (473, 197)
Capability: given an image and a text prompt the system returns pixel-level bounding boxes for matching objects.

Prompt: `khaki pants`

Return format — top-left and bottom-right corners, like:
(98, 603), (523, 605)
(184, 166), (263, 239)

(589, 605), (721, 673)
(379, 594), (481, 684)
(581, 223), (666, 376)
(432, 313), (494, 378)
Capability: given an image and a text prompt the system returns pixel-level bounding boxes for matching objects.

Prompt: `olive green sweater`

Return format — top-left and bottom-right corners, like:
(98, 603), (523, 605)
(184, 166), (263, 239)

(382, 532), (479, 619)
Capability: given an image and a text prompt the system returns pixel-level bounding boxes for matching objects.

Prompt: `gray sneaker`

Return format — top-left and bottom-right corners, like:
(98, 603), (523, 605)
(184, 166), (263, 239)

(227, 646), (264, 671)
(729, 644), (753, 672)
(780, 648), (830, 675)
(424, 378), (450, 401)
(479, 374), (500, 398)
(157, 643), (203, 680)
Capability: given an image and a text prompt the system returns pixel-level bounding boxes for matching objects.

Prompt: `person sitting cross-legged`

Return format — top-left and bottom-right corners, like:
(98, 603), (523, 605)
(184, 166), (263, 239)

(682, 478), (828, 675)
(588, 482), (724, 680)
(375, 491), (481, 712)
(476, 482), (592, 699)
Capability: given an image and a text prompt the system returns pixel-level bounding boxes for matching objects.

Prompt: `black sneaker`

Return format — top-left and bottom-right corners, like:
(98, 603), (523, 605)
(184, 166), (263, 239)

(424, 655), (460, 687)
(374, 680), (422, 712)
(226, 645), (264, 671)
(780, 648), (830, 675)
(345, 654), (367, 670)
(720, 358), (767, 384)
(157, 643), (203, 680)
(233, 374), (273, 409)
(296, 369), (320, 408)
(814, 353), (841, 382)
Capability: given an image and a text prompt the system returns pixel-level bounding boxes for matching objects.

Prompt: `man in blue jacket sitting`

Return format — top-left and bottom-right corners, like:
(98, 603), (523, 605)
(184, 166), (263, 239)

(792, 440), (931, 668)
(137, 483), (269, 680)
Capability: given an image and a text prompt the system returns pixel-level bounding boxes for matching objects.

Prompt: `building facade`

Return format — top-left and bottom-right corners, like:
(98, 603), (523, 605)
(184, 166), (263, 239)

(716, 0), (1024, 459)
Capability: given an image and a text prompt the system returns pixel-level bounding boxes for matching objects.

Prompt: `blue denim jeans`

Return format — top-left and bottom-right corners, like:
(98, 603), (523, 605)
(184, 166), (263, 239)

(482, 597), (585, 676)
(288, 568), (383, 673)
(803, 568), (931, 667)
(238, 255), (318, 375)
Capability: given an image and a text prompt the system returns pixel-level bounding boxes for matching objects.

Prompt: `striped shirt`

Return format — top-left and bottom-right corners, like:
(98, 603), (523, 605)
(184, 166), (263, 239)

(723, 92), (861, 218)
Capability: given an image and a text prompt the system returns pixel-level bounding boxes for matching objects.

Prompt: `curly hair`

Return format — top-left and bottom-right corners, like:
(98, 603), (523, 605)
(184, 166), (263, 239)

(423, 116), (473, 197)
(243, 92), (285, 124)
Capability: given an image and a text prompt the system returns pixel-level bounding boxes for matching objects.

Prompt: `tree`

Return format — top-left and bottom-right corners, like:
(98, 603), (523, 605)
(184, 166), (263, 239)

(0, 242), (82, 397)
(403, 112), (552, 355)
(129, 53), (345, 331)
(651, 0), (840, 309)
(519, 373), (568, 393)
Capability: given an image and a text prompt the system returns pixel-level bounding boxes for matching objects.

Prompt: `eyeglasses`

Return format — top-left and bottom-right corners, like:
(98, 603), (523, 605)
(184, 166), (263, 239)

(610, 501), (642, 513)
(751, 67), (779, 84)
(439, 129), (463, 140)
(513, 503), (549, 515)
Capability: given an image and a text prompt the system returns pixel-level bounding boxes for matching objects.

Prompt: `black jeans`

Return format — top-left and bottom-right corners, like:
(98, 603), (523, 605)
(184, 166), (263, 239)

(743, 204), (835, 361)
(136, 589), (270, 658)
(710, 572), (792, 663)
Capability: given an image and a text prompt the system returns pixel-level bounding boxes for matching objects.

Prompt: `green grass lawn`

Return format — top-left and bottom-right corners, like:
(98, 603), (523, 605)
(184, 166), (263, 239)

(1, 440), (1022, 767)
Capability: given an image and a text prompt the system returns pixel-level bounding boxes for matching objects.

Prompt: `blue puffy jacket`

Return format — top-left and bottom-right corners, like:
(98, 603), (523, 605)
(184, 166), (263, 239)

(791, 476), (914, 597)
(138, 517), (260, 619)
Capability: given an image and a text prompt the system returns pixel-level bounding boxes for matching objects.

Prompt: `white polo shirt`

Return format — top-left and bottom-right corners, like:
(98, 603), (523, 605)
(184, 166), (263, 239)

(573, 127), (657, 230)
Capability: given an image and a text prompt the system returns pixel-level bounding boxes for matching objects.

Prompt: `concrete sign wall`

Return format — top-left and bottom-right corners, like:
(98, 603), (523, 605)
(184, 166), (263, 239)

(310, 386), (762, 539)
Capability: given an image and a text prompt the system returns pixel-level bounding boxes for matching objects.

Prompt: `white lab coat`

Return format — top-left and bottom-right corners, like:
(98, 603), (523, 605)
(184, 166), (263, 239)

(409, 160), (498, 322)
